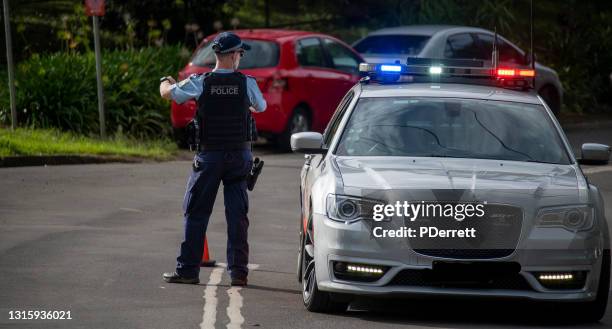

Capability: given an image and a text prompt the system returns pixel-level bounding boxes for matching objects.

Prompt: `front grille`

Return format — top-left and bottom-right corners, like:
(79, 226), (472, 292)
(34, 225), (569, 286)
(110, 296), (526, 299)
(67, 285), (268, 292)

(414, 248), (514, 259)
(409, 203), (523, 259)
(388, 268), (532, 291)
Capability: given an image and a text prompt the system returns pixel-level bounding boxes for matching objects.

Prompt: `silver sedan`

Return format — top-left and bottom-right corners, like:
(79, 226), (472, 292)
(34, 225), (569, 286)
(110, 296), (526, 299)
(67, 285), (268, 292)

(291, 81), (611, 322)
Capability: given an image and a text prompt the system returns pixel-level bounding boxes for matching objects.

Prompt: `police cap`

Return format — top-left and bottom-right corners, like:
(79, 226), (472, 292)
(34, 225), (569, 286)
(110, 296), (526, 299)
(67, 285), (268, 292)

(212, 32), (251, 54)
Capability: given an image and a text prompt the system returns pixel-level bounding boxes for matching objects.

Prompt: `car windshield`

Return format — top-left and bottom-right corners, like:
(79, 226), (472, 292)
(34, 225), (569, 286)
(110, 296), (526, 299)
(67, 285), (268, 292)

(335, 97), (571, 164)
(353, 35), (430, 55)
(191, 39), (280, 69)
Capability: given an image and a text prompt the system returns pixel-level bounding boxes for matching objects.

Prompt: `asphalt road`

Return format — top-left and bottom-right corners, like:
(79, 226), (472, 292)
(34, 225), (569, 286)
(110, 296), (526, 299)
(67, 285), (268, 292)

(1, 129), (612, 329)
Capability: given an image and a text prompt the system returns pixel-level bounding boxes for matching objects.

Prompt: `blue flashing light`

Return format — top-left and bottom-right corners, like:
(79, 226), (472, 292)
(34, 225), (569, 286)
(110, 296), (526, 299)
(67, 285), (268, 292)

(380, 65), (402, 72)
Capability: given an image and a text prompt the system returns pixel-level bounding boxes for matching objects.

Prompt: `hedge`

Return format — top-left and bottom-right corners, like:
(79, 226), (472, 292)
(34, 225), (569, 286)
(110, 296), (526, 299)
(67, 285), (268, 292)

(0, 46), (190, 139)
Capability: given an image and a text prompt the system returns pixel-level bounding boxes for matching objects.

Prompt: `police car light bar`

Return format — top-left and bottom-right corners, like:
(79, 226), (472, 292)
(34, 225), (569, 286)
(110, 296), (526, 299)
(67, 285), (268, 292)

(359, 63), (405, 74)
(359, 58), (536, 90)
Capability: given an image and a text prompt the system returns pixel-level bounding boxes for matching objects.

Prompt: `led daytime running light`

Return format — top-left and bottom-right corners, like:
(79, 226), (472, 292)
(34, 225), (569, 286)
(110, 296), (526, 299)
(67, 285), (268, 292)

(347, 265), (384, 274)
(539, 273), (574, 281)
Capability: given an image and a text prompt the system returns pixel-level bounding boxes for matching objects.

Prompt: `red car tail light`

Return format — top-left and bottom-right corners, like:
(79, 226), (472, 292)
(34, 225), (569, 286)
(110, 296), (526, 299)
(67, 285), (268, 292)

(257, 76), (288, 93)
(270, 77), (288, 91)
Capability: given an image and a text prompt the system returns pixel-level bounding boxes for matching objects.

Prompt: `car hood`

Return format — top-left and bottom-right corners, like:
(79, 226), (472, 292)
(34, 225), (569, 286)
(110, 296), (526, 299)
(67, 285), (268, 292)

(335, 157), (582, 201)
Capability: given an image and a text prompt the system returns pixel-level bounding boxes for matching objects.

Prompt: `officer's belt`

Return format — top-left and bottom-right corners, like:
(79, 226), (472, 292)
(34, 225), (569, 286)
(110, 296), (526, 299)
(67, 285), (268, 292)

(198, 142), (251, 151)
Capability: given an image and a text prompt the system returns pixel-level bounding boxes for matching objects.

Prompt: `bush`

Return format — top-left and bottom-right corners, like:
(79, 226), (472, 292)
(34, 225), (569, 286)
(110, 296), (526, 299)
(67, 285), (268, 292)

(0, 46), (190, 138)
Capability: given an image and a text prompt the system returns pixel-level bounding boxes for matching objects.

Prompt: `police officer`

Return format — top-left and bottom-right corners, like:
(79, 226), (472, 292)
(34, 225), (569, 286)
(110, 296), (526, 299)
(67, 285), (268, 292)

(159, 32), (266, 286)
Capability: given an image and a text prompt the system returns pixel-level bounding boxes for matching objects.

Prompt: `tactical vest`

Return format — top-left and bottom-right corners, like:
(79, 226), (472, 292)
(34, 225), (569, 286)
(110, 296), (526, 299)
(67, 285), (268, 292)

(196, 72), (255, 149)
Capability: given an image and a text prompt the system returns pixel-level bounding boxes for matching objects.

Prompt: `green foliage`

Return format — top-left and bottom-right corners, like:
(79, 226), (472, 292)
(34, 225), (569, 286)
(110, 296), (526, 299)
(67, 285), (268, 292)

(56, 4), (92, 52)
(0, 46), (189, 139)
(535, 1), (612, 113)
(0, 127), (176, 158)
(4, 0), (612, 116)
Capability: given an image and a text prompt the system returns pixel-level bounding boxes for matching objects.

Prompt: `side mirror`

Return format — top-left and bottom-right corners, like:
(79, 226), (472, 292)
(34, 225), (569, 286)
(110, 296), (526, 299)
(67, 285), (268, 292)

(291, 132), (326, 154)
(579, 143), (611, 165)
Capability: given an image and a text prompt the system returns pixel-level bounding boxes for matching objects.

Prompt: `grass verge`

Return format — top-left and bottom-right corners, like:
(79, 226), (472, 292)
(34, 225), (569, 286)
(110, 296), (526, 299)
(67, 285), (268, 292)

(0, 128), (177, 159)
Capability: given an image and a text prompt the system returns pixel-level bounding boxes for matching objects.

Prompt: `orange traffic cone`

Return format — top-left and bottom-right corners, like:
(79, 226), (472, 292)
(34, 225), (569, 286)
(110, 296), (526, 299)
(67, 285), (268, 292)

(200, 235), (216, 267)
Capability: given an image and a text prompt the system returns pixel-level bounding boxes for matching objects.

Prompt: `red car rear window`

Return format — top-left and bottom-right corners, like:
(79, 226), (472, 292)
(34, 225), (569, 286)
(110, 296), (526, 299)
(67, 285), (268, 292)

(191, 39), (280, 69)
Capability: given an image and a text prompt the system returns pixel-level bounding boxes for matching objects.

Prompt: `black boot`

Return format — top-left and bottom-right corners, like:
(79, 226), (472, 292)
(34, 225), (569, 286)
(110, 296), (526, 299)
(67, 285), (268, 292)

(162, 272), (200, 284)
(230, 277), (248, 287)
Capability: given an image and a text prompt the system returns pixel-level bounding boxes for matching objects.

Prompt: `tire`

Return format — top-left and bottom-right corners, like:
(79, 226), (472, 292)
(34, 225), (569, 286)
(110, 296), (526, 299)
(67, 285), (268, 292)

(555, 249), (610, 323)
(277, 107), (311, 152)
(301, 225), (349, 313)
(538, 86), (561, 117)
(173, 127), (188, 149)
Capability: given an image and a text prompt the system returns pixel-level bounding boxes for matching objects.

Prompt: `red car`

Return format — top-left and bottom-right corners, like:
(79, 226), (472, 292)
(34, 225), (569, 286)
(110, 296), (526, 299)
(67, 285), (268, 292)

(171, 29), (364, 148)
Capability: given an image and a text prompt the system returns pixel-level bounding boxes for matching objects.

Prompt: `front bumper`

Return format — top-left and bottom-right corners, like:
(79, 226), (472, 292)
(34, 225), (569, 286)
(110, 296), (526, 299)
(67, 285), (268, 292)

(312, 213), (605, 302)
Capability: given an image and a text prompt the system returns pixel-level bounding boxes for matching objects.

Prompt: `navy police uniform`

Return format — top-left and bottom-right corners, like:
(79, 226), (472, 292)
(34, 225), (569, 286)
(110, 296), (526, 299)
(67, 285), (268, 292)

(165, 32), (266, 284)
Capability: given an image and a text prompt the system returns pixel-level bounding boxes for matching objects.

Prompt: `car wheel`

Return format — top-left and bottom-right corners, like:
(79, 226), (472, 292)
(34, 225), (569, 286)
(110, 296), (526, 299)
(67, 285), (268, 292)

(555, 249), (610, 323)
(301, 223), (348, 313)
(538, 86), (561, 116)
(278, 107), (310, 151)
(173, 127), (188, 149)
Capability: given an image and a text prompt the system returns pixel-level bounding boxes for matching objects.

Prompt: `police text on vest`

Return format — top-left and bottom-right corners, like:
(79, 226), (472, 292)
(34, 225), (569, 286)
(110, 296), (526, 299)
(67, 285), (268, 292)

(210, 85), (239, 95)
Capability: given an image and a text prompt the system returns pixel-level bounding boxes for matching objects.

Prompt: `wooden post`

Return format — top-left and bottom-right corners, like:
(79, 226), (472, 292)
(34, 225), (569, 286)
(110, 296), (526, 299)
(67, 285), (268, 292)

(92, 16), (106, 138)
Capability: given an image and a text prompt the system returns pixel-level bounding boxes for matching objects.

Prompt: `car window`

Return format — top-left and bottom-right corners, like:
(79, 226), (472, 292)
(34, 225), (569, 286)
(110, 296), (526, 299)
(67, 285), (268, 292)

(474, 33), (495, 61)
(476, 34), (526, 65)
(324, 91), (354, 146)
(353, 35), (430, 55)
(335, 97), (570, 164)
(444, 33), (481, 60)
(322, 39), (361, 74)
(191, 39), (279, 69)
(296, 38), (326, 68)
(498, 39), (525, 64)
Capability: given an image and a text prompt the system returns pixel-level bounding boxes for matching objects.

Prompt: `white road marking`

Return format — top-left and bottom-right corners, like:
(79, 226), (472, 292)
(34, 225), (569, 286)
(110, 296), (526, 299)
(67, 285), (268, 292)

(200, 265), (224, 329)
(200, 263), (260, 329)
(226, 288), (244, 329)
(226, 264), (259, 329)
(248, 264), (261, 270)
(583, 166), (612, 175)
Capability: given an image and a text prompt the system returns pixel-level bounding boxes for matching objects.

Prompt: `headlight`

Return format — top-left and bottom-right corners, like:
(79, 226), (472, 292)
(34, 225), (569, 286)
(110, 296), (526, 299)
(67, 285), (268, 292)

(326, 194), (384, 223)
(536, 205), (594, 232)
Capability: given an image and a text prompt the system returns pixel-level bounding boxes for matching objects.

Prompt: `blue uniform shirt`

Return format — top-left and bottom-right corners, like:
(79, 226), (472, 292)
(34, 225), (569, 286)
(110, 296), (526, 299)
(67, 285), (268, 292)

(170, 68), (267, 112)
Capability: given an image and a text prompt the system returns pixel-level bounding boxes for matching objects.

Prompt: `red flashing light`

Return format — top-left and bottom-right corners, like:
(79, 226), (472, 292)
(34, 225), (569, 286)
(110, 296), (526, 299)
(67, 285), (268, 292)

(496, 68), (536, 78)
(497, 69), (516, 76)
(518, 69), (535, 77)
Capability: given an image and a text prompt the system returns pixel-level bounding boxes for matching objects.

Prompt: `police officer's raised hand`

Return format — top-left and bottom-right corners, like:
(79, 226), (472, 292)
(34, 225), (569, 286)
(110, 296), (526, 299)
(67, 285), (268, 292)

(160, 76), (177, 100)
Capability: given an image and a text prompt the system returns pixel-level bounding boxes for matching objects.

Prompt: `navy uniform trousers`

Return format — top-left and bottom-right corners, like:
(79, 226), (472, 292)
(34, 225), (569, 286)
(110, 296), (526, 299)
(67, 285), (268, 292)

(176, 149), (253, 279)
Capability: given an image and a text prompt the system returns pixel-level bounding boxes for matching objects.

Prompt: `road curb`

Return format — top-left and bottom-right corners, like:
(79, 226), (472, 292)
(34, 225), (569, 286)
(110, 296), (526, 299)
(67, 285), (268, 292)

(0, 155), (147, 168)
